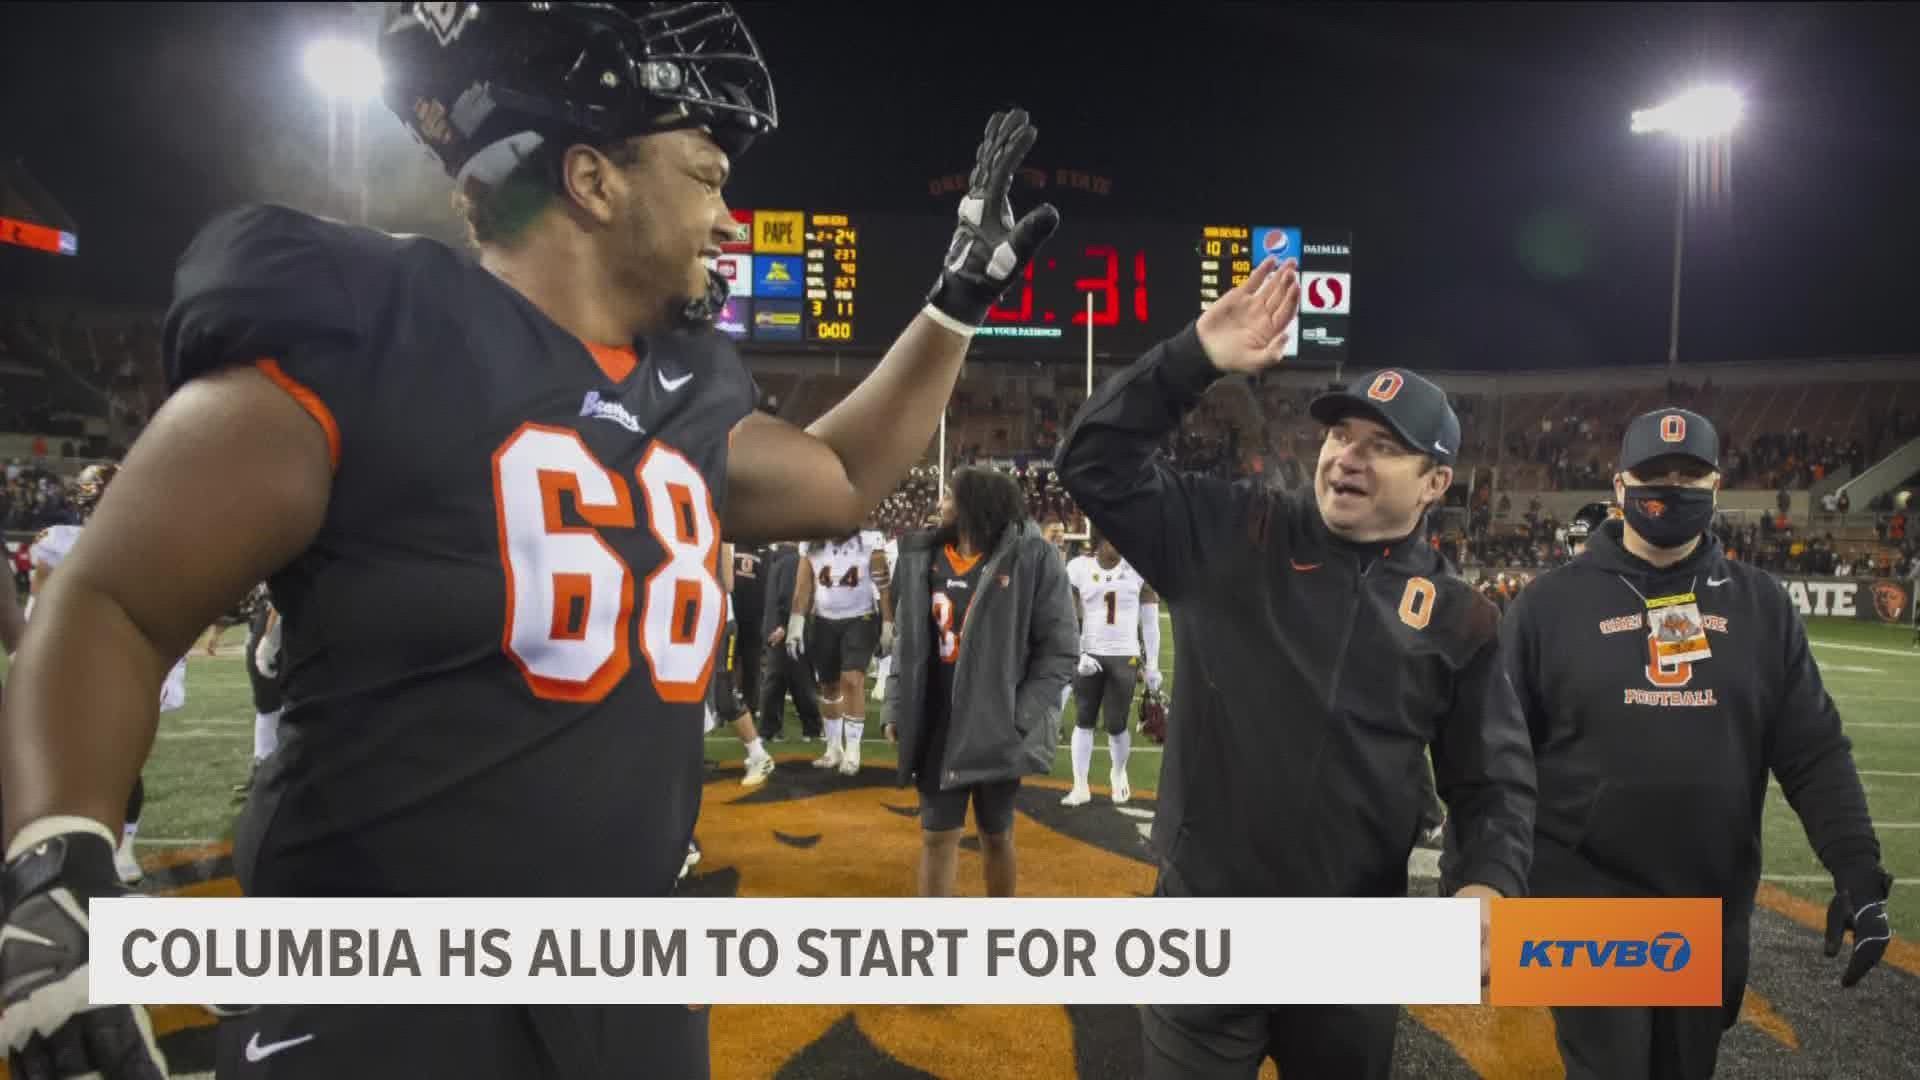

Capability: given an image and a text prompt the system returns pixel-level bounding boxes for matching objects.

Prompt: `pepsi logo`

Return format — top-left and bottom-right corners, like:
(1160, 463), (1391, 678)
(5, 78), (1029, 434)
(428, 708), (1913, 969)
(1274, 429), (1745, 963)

(1303, 271), (1351, 314)
(1262, 231), (1294, 256)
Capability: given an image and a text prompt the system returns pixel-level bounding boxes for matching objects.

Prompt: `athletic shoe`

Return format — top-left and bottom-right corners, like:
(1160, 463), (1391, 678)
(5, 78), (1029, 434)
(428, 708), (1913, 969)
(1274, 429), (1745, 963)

(1110, 767), (1132, 806)
(1061, 785), (1092, 807)
(743, 755), (776, 787)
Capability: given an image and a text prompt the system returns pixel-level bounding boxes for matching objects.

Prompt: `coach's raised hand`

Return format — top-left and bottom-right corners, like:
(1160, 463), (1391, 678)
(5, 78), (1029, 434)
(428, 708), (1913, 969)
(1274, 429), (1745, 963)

(924, 108), (1061, 334)
(1196, 256), (1301, 374)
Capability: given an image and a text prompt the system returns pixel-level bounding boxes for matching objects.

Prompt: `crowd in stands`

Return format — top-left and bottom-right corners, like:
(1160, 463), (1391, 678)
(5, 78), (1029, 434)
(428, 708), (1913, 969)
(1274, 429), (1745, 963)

(1, 459), (77, 531)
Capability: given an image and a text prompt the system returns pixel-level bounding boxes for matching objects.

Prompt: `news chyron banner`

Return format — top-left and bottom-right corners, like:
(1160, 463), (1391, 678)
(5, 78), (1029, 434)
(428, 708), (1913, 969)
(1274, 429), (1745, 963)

(91, 897), (1721, 1008)
(1776, 575), (1916, 624)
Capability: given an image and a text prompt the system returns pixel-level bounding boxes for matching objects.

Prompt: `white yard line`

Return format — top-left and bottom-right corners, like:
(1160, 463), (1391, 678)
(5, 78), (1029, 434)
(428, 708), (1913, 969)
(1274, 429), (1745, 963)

(1811, 640), (1920, 659)
(1860, 770), (1920, 778)
(135, 837), (222, 847)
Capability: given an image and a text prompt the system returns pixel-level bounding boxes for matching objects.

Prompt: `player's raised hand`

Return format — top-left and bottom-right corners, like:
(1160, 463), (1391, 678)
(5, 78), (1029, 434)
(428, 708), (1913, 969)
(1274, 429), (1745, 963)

(0, 822), (169, 1080)
(924, 108), (1062, 333)
(1196, 256), (1300, 375)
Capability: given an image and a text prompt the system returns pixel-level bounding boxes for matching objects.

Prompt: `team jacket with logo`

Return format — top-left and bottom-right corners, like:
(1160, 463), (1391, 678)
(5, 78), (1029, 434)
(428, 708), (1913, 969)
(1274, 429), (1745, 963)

(1057, 324), (1535, 899)
(1504, 520), (1884, 910)
(164, 203), (757, 899)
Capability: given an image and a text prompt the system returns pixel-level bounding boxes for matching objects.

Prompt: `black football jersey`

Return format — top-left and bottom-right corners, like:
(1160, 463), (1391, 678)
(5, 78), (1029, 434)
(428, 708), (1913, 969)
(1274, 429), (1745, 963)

(918, 545), (985, 778)
(164, 204), (757, 898)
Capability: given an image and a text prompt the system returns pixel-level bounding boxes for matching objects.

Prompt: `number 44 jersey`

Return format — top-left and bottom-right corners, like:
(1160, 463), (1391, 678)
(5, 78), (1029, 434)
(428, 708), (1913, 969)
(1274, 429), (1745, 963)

(164, 204), (757, 899)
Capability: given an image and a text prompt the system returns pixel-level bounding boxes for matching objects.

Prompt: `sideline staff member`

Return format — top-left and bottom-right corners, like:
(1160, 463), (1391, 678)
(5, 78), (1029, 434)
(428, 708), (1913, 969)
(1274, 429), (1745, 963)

(1506, 407), (1893, 1080)
(1059, 258), (1536, 1079)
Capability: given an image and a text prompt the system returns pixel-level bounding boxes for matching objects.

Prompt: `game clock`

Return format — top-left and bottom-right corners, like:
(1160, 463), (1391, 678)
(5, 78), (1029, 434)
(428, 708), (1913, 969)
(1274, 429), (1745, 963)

(711, 211), (1352, 365)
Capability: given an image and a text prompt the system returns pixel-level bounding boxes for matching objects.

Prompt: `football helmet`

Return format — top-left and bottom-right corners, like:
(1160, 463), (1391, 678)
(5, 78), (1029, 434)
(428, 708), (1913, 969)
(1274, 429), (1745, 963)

(380, 2), (778, 182)
(1564, 500), (1617, 548)
(1138, 688), (1168, 745)
(70, 462), (119, 516)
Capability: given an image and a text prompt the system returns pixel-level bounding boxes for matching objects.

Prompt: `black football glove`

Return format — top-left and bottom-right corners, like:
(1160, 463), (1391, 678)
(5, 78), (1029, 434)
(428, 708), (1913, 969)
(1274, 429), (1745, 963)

(925, 107), (1061, 331)
(0, 820), (167, 1080)
(1823, 869), (1893, 988)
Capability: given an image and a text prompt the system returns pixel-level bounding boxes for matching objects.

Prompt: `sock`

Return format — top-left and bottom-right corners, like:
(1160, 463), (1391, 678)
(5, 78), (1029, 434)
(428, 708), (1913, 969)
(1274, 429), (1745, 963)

(253, 708), (282, 762)
(124, 775), (145, 831)
(1071, 728), (1094, 788)
(844, 720), (865, 750)
(1108, 728), (1131, 776)
(824, 716), (843, 751)
(743, 737), (766, 763)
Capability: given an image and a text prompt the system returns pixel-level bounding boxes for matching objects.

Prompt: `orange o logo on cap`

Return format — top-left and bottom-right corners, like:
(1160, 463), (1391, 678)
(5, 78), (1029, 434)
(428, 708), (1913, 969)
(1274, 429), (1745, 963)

(1367, 372), (1404, 403)
(1660, 415), (1687, 443)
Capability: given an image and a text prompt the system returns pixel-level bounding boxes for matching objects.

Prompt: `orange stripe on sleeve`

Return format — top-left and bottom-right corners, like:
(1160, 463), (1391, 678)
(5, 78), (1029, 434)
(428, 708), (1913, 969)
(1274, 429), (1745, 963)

(254, 358), (341, 470)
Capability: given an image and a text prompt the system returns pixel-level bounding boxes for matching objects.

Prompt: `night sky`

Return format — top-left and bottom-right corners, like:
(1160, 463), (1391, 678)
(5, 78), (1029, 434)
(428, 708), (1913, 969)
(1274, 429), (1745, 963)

(3, 1), (1917, 371)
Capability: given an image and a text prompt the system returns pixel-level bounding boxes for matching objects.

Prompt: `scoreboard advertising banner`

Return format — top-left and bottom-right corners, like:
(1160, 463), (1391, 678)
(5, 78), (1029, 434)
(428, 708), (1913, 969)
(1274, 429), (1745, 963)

(1777, 575), (1916, 623)
(709, 210), (1352, 365)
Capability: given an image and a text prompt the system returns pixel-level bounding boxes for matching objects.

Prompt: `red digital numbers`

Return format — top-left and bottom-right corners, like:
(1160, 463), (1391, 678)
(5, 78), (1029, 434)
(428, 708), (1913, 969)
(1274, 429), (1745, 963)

(985, 245), (1150, 328)
(987, 262), (1035, 323)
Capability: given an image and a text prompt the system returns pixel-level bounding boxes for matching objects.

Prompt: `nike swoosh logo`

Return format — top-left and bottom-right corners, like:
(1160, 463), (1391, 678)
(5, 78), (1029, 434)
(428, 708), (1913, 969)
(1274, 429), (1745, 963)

(1290, 559), (1322, 572)
(245, 1032), (316, 1063)
(1433, 441), (1451, 454)
(1707, 576), (1731, 587)
(658, 370), (694, 393)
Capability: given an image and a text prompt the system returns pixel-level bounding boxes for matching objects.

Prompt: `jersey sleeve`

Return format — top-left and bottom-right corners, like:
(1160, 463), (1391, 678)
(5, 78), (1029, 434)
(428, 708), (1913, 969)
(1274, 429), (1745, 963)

(162, 203), (372, 467)
(28, 526), (69, 570)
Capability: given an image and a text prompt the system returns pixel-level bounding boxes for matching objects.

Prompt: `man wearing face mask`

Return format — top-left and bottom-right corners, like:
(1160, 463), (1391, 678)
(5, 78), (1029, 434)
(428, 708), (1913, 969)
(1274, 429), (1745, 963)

(1059, 259), (1535, 1079)
(1504, 407), (1894, 1080)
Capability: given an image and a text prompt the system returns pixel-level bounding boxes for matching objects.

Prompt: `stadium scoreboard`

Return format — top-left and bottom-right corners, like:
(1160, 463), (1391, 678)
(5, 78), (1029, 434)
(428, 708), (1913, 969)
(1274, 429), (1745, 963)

(710, 211), (1353, 364)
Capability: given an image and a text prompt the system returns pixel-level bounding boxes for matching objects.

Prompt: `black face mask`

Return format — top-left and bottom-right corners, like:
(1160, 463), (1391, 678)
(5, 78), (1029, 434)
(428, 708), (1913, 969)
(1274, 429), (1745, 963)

(1622, 484), (1715, 549)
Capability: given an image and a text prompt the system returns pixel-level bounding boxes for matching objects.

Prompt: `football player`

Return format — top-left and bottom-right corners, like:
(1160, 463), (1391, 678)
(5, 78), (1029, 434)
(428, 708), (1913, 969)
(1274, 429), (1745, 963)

(715, 543), (775, 787)
(789, 528), (891, 775)
(1563, 500), (1615, 559)
(1061, 533), (1161, 806)
(0, 4), (1060, 1077)
(233, 583), (283, 803)
(25, 464), (183, 885)
(882, 467), (1077, 897)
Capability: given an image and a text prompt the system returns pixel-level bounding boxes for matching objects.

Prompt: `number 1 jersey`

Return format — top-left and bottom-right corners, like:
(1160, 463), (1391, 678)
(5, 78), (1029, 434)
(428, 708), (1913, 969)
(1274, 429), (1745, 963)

(163, 204), (757, 899)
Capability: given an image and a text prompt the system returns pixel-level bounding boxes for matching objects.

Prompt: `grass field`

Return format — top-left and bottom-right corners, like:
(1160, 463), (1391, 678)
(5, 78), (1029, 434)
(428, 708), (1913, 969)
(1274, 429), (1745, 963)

(14, 612), (1910, 938)
(3, 613), (1916, 1079)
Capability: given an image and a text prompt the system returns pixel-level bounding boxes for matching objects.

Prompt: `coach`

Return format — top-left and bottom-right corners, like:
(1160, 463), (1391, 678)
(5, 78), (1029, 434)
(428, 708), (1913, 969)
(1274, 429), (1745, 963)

(1504, 407), (1893, 1079)
(1058, 259), (1535, 1079)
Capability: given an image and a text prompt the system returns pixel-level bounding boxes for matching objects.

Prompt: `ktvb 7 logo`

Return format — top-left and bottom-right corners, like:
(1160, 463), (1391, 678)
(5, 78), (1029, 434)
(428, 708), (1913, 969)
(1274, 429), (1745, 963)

(1519, 931), (1691, 971)
(1490, 898), (1720, 1006)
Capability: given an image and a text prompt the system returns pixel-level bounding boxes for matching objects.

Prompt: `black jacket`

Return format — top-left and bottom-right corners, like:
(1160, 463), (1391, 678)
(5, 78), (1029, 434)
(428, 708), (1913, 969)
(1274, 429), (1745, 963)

(732, 546), (768, 639)
(884, 521), (1078, 788)
(761, 544), (802, 645)
(1058, 324), (1536, 899)
(1507, 520), (1887, 911)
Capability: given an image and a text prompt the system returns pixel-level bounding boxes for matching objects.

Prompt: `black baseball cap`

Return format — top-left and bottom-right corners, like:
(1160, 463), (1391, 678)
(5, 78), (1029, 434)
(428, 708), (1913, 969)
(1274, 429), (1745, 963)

(1309, 369), (1461, 466)
(1621, 407), (1718, 476)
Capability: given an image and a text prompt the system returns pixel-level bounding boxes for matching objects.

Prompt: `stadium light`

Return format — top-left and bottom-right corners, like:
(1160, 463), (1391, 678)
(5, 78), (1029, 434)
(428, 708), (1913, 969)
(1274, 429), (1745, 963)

(303, 39), (383, 103)
(1632, 84), (1745, 371)
(1630, 85), (1745, 139)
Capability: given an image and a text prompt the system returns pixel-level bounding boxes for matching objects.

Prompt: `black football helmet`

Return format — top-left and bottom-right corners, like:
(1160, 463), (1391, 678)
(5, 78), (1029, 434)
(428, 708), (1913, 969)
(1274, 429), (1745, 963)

(380, 2), (778, 181)
(1565, 501), (1618, 551)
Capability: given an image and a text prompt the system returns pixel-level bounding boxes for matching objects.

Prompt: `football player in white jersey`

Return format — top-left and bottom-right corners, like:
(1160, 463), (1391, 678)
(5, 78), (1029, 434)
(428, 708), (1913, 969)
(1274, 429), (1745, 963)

(1062, 533), (1161, 806)
(25, 464), (185, 883)
(789, 530), (890, 774)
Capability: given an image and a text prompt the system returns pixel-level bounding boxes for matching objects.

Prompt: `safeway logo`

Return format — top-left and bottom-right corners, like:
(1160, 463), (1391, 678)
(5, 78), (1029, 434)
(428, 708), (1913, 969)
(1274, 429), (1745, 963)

(1303, 272), (1350, 314)
(1490, 898), (1720, 1006)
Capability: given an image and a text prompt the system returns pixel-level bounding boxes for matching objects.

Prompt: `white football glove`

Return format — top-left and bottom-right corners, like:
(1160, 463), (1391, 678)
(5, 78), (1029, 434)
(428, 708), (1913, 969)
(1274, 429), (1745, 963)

(1145, 667), (1164, 695)
(786, 613), (807, 663)
(0, 818), (168, 1080)
(1077, 653), (1101, 678)
(878, 621), (895, 657)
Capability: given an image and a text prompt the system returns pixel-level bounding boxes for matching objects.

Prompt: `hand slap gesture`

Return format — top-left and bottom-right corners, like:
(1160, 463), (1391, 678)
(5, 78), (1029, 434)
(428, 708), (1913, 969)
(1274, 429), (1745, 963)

(1195, 256), (1301, 375)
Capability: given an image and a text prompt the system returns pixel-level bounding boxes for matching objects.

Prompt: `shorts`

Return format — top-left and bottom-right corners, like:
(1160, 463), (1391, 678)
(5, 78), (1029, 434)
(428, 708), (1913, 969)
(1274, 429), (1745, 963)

(918, 776), (1020, 834)
(215, 1002), (710, 1079)
(1073, 654), (1138, 735)
(707, 621), (745, 719)
(809, 613), (878, 683)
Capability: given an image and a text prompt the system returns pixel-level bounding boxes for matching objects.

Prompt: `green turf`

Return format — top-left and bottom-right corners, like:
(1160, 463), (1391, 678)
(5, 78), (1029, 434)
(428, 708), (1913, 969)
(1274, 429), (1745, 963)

(9, 613), (1916, 938)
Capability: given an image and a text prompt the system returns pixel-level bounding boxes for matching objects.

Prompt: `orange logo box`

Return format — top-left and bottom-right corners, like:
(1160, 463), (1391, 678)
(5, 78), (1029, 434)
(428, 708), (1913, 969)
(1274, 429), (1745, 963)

(1489, 898), (1721, 1006)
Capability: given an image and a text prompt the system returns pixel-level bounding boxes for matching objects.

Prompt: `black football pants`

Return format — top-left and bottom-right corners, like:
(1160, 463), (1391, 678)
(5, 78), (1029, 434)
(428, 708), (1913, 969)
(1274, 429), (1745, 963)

(1551, 1005), (1729, 1080)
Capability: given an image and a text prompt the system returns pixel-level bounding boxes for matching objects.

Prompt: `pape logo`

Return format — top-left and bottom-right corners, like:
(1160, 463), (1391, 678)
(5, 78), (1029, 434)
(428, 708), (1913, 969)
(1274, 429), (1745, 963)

(1491, 899), (1720, 1006)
